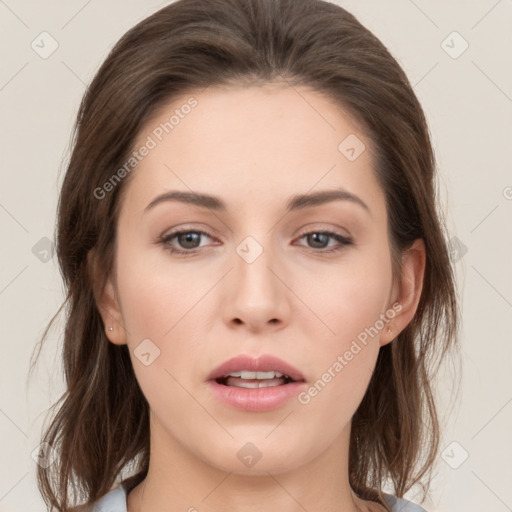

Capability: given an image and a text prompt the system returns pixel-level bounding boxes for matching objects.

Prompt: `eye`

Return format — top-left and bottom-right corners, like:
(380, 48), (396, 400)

(159, 229), (216, 255)
(158, 228), (353, 256)
(295, 230), (353, 253)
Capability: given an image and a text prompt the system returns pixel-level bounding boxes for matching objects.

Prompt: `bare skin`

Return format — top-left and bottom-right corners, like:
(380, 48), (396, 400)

(98, 83), (425, 512)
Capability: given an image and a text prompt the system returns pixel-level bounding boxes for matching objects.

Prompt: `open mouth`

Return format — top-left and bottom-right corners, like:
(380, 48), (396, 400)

(207, 366), (307, 411)
(215, 371), (298, 389)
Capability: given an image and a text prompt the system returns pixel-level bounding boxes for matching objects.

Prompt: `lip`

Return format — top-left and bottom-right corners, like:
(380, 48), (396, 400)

(206, 354), (305, 382)
(207, 379), (306, 412)
(205, 354), (306, 412)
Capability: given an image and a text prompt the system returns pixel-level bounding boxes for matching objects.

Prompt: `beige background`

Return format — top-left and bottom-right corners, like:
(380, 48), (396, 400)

(1, 1), (511, 511)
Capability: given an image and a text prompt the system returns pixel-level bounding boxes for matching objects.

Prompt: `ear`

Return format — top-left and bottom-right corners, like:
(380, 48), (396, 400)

(97, 277), (127, 346)
(88, 248), (127, 346)
(380, 238), (426, 347)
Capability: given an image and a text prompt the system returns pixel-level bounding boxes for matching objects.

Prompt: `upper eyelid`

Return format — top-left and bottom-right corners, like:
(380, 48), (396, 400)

(161, 221), (351, 237)
(161, 228), (214, 240)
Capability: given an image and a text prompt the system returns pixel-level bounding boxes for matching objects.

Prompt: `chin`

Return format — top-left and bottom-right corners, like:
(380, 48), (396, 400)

(197, 436), (314, 476)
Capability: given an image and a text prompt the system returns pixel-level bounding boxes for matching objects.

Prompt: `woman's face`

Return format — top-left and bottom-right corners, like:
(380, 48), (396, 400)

(100, 83), (421, 475)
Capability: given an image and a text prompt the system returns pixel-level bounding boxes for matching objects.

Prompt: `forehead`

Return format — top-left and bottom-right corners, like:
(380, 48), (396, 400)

(122, 83), (383, 216)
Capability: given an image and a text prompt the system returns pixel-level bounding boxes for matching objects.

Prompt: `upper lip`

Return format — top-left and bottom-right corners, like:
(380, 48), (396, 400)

(206, 354), (305, 382)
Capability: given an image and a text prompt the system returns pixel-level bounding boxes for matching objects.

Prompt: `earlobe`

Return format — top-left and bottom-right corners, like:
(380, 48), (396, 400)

(97, 278), (127, 346)
(380, 324), (395, 347)
(380, 238), (426, 347)
(88, 248), (127, 345)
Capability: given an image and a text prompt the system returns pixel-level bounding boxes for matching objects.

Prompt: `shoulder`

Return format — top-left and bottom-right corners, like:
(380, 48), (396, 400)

(383, 493), (428, 512)
(88, 483), (127, 512)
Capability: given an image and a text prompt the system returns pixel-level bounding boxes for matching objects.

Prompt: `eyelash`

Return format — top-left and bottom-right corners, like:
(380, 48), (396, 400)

(158, 228), (353, 256)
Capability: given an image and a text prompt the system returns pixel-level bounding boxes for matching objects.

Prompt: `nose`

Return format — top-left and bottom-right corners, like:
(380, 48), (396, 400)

(223, 237), (291, 333)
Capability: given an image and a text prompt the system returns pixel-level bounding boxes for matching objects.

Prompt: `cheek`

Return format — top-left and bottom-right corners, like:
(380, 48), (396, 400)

(114, 246), (206, 406)
(292, 245), (392, 406)
(115, 242), (204, 338)
(296, 267), (387, 418)
(114, 239), (215, 386)
(298, 252), (392, 345)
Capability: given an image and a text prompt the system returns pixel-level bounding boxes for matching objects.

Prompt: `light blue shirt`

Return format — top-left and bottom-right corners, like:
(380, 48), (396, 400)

(90, 483), (428, 511)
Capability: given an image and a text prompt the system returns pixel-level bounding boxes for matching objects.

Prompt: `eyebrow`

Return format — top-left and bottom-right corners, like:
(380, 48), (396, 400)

(144, 188), (371, 215)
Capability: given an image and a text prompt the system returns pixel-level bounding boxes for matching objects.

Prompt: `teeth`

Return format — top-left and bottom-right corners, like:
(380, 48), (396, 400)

(225, 370), (285, 379)
(230, 379), (283, 389)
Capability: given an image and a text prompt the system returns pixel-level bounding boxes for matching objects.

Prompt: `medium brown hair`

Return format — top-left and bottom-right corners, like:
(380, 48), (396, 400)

(30, 0), (459, 510)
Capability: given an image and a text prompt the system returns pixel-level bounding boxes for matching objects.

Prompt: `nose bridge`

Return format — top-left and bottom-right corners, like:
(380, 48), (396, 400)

(227, 229), (288, 328)
(235, 232), (278, 298)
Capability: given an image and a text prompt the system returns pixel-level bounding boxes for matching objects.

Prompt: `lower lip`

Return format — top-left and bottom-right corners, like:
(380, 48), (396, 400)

(207, 380), (306, 412)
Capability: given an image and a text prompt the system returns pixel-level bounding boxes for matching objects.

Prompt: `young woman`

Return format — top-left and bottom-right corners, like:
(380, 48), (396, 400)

(32, 0), (459, 511)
